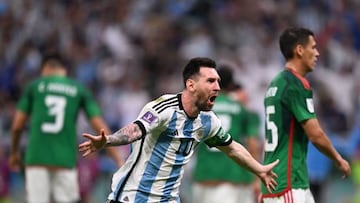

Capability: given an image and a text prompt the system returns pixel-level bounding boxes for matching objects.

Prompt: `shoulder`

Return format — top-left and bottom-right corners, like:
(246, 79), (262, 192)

(145, 94), (180, 114)
(284, 70), (311, 90)
(22, 78), (44, 93)
(199, 111), (221, 126)
(63, 77), (87, 90)
(136, 94), (179, 127)
(268, 71), (311, 96)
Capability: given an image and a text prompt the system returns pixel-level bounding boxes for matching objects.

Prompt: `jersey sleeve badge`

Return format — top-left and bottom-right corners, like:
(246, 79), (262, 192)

(140, 111), (158, 124)
(306, 98), (314, 113)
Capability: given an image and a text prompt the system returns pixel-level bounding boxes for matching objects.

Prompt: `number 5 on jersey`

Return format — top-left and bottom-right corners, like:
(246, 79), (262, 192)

(265, 105), (278, 152)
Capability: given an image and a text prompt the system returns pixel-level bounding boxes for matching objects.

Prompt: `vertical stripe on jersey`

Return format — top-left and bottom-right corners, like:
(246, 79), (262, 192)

(287, 117), (295, 190)
(134, 112), (179, 202)
(200, 114), (212, 140)
(160, 119), (195, 202)
(183, 119), (193, 138)
(114, 137), (146, 201)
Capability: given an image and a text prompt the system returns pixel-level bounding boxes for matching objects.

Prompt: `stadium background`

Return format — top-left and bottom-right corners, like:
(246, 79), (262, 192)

(0, 0), (360, 202)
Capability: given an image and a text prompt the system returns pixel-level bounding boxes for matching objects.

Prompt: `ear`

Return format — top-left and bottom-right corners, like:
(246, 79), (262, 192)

(295, 44), (304, 57)
(186, 78), (196, 92)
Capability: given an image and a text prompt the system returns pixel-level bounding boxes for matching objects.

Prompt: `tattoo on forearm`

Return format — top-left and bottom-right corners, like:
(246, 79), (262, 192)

(106, 123), (143, 146)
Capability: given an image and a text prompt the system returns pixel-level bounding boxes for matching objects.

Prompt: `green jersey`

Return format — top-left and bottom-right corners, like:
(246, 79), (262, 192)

(261, 69), (316, 196)
(193, 93), (256, 184)
(17, 75), (101, 168)
(247, 110), (261, 139)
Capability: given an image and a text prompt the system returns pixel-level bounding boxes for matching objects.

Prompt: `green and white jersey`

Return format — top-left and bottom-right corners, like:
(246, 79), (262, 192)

(17, 75), (101, 168)
(247, 110), (261, 139)
(261, 69), (316, 196)
(193, 93), (255, 184)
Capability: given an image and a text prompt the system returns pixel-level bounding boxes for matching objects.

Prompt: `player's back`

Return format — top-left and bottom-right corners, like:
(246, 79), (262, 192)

(17, 75), (100, 168)
(262, 70), (315, 195)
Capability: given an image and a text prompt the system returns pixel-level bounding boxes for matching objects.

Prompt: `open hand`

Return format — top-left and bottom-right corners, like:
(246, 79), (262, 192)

(257, 159), (279, 193)
(79, 129), (107, 157)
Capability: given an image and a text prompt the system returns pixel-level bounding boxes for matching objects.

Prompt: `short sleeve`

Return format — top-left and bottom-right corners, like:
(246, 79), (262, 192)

(285, 86), (316, 122)
(135, 103), (162, 134)
(17, 83), (33, 114)
(246, 111), (261, 138)
(81, 86), (101, 118)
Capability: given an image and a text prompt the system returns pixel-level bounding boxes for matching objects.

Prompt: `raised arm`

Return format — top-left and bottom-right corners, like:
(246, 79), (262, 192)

(79, 122), (144, 157)
(217, 141), (278, 193)
(302, 118), (351, 178)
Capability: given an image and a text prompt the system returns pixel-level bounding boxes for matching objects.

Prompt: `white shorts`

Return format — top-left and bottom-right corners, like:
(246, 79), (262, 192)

(262, 188), (315, 203)
(25, 167), (80, 203)
(192, 182), (255, 203)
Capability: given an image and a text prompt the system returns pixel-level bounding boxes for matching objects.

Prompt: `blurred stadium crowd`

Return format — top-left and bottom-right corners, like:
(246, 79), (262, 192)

(1, 0), (360, 202)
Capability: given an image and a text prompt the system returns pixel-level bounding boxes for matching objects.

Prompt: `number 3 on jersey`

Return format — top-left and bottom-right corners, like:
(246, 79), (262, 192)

(42, 95), (66, 133)
(265, 105), (278, 152)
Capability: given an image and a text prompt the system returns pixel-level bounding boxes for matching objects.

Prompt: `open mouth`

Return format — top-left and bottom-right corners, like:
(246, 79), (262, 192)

(209, 96), (217, 104)
(209, 96), (217, 102)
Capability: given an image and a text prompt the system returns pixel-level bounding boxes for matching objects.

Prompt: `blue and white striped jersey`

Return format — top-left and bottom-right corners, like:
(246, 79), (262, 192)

(107, 93), (232, 203)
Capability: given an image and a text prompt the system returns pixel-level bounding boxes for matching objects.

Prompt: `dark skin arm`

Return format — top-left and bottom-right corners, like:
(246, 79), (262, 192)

(9, 110), (28, 171)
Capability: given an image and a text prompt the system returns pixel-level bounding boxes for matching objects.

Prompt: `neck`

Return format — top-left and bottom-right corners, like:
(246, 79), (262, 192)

(181, 91), (199, 118)
(42, 69), (67, 77)
(285, 61), (307, 77)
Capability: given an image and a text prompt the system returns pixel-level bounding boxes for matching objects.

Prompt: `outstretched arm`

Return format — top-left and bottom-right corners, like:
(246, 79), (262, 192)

(88, 116), (125, 166)
(217, 141), (278, 193)
(79, 122), (144, 157)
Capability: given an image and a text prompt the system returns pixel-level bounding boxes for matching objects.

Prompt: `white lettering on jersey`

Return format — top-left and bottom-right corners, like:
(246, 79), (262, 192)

(265, 87), (278, 98)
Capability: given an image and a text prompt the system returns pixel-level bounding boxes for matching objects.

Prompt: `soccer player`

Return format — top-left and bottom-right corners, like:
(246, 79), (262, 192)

(79, 57), (279, 203)
(192, 66), (261, 203)
(231, 82), (263, 201)
(8, 53), (123, 203)
(261, 27), (351, 203)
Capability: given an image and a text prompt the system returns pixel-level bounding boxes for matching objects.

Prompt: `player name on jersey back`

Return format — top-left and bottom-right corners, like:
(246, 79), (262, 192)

(38, 82), (78, 97)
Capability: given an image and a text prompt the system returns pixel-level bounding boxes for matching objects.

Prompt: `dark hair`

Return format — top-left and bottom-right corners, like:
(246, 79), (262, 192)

(279, 27), (314, 60)
(217, 65), (234, 90)
(232, 82), (243, 91)
(182, 57), (217, 87)
(41, 52), (67, 70)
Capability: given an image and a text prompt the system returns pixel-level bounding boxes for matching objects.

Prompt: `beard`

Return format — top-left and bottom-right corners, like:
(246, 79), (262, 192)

(195, 99), (213, 112)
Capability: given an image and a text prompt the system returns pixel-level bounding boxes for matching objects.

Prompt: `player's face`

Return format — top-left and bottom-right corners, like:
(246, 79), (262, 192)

(302, 36), (320, 72)
(193, 67), (220, 111)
